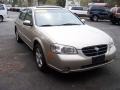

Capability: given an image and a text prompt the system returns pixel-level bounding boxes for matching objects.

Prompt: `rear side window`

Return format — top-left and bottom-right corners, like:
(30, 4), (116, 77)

(0, 5), (5, 10)
(90, 6), (105, 11)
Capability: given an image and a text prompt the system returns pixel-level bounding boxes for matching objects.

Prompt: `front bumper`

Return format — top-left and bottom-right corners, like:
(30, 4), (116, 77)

(48, 46), (116, 73)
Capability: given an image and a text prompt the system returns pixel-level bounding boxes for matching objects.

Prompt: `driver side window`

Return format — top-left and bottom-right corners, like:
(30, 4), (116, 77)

(24, 10), (33, 23)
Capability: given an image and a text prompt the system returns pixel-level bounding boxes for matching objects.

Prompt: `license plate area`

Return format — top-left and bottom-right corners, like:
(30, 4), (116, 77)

(92, 55), (105, 65)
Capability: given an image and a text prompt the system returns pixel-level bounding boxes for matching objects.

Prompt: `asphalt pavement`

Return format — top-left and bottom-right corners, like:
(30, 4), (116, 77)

(0, 11), (120, 90)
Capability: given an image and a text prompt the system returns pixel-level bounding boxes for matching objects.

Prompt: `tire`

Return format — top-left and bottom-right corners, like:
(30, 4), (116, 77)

(15, 30), (22, 43)
(111, 20), (116, 25)
(92, 15), (98, 22)
(34, 44), (48, 72)
(118, 20), (120, 25)
(90, 17), (93, 21)
(0, 16), (3, 22)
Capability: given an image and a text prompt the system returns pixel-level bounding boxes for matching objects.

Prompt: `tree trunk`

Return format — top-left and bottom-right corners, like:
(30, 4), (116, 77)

(28, 0), (32, 6)
(12, 0), (18, 7)
(56, 0), (66, 7)
(38, 0), (47, 5)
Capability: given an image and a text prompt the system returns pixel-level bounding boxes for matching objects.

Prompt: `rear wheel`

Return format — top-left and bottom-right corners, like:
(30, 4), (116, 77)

(15, 30), (22, 43)
(34, 44), (48, 72)
(118, 20), (120, 25)
(111, 20), (116, 25)
(0, 16), (3, 22)
(93, 15), (98, 22)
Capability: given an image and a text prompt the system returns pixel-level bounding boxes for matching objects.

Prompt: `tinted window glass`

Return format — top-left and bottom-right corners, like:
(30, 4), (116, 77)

(71, 7), (83, 10)
(90, 6), (105, 11)
(19, 11), (26, 20)
(24, 10), (32, 22)
(0, 5), (4, 10)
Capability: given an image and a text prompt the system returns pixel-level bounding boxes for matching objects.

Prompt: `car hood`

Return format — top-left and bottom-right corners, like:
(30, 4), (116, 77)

(38, 25), (112, 49)
(70, 10), (87, 14)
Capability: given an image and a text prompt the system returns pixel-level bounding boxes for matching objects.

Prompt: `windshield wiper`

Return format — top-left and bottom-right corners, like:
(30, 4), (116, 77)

(61, 23), (81, 26)
(40, 25), (54, 27)
(40, 23), (81, 27)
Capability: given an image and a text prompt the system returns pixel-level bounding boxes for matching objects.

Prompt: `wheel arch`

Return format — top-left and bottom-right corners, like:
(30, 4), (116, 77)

(33, 38), (48, 63)
(33, 38), (46, 54)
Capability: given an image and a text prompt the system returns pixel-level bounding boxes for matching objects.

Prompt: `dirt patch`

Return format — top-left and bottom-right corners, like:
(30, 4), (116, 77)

(0, 61), (25, 74)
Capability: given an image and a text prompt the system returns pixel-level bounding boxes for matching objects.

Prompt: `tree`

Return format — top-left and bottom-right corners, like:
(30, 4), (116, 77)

(80, 0), (91, 6)
(56, 0), (66, 7)
(92, 0), (104, 2)
(45, 0), (56, 5)
(105, 0), (120, 6)
(28, 0), (32, 6)
(38, 0), (47, 5)
(12, 0), (18, 7)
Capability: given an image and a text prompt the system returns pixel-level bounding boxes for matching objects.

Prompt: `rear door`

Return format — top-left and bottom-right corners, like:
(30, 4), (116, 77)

(99, 7), (109, 19)
(15, 10), (27, 41)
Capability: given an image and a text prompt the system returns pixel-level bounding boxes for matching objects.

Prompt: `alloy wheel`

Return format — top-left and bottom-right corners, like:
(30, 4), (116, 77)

(35, 48), (43, 68)
(93, 16), (98, 22)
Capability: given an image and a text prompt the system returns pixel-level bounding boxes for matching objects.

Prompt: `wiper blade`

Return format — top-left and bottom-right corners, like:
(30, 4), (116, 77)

(40, 25), (54, 27)
(61, 23), (81, 25)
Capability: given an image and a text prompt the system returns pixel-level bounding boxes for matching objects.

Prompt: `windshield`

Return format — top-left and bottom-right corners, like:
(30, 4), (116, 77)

(34, 9), (83, 27)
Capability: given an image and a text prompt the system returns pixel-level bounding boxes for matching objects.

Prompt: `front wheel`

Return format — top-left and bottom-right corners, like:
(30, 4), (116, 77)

(34, 44), (48, 72)
(93, 15), (98, 22)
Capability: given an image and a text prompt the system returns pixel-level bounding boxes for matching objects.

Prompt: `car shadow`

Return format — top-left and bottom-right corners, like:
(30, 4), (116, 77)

(43, 66), (109, 83)
(0, 21), (8, 23)
(16, 38), (110, 82)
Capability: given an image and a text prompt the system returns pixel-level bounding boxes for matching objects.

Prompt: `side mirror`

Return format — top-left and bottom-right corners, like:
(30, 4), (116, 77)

(81, 19), (85, 24)
(23, 20), (33, 26)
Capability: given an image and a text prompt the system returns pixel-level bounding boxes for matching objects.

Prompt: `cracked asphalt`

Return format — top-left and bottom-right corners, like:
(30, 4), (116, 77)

(0, 11), (120, 90)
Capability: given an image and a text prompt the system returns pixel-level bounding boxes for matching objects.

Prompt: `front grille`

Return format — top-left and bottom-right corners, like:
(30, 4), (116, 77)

(81, 44), (107, 57)
(81, 60), (109, 69)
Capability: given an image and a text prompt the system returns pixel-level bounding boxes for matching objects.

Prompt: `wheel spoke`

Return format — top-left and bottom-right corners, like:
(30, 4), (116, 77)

(36, 48), (43, 68)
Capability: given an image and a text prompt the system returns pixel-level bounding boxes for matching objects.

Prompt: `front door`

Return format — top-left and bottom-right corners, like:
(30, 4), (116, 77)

(22, 9), (34, 48)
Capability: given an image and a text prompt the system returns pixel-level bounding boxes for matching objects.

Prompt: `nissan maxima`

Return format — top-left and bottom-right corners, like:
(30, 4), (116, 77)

(15, 6), (116, 73)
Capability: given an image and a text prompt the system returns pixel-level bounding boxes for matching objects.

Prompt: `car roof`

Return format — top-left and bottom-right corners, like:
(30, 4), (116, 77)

(0, 4), (4, 5)
(28, 5), (62, 10)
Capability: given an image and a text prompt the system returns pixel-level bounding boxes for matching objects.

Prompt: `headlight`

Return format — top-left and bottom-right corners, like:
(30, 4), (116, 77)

(50, 44), (77, 54)
(109, 41), (114, 49)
